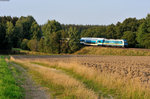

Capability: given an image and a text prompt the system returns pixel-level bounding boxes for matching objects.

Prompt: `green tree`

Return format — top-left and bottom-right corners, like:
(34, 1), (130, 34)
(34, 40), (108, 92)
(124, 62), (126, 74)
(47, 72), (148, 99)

(115, 22), (124, 39)
(50, 31), (61, 54)
(142, 34), (150, 48)
(81, 26), (106, 38)
(5, 21), (14, 49)
(122, 18), (139, 32)
(60, 30), (69, 53)
(30, 22), (41, 40)
(106, 24), (116, 39)
(122, 31), (136, 47)
(0, 23), (6, 50)
(21, 39), (29, 50)
(14, 20), (23, 47)
(137, 14), (150, 48)
(38, 38), (45, 52)
(12, 17), (19, 26)
(16, 16), (36, 40)
(42, 20), (62, 53)
(68, 27), (81, 53)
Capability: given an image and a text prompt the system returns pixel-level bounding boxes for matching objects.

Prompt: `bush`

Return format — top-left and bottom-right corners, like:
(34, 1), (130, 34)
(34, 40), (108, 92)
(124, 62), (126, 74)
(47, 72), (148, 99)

(21, 39), (29, 50)
(27, 39), (39, 51)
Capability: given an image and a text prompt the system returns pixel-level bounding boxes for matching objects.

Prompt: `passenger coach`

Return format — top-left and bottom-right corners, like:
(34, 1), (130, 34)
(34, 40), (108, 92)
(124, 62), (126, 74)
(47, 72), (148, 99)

(80, 37), (128, 47)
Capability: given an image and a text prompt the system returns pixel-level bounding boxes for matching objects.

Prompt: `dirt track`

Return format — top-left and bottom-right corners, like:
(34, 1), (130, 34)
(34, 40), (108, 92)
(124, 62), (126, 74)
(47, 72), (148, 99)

(9, 62), (50, 99)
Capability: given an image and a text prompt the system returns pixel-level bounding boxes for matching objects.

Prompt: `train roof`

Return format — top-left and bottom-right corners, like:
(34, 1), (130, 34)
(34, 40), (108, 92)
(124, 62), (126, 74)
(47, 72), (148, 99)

(81, 37), (127, 41)
(104, 39), (125, 41)
(81, 37), (105, 40)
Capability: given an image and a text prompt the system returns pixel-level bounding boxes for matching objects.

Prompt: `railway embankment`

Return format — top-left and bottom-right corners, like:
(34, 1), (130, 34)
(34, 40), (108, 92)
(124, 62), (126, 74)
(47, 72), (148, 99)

(75, 47), (150, 56)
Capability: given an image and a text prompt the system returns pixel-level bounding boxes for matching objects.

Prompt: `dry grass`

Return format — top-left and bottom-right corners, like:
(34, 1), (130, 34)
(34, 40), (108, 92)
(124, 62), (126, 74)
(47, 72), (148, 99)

(11, 55), (150, 99)
(11, 58), (98, 99)
(32, 61), (150, 99)
(75, 47), (150, 56)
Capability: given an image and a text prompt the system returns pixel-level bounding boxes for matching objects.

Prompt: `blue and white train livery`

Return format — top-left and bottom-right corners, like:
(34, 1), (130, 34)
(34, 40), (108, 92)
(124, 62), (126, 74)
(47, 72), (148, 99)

(80, 37), (128, 47)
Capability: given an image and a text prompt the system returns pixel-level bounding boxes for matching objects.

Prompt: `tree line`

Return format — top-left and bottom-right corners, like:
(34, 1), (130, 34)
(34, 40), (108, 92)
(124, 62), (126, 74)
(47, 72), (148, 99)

(0, 14), (150, 54)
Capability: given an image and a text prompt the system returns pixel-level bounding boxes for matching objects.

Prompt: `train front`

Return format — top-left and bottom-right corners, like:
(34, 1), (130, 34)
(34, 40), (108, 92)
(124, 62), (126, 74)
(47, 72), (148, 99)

(123, 40), (128, 47)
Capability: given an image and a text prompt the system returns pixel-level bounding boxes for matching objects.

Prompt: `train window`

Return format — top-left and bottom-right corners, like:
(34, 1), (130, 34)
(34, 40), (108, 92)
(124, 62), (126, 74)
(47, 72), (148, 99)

(115, 41), (122, 44)
(98, 41), (101, 43)
(116, 41), (119, 43)
(105, 41), (109, 43)
(86, 40), (91, 43)
(91, 41), (96, 44)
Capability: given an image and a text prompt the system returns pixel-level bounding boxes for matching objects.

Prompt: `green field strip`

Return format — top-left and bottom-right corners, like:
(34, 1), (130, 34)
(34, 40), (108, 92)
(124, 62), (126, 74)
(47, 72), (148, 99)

(0, 56), (24, 99)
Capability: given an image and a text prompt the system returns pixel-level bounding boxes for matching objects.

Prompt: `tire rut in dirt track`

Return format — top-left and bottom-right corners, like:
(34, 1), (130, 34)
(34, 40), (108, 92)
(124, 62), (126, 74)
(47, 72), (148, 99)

(10, 62), (51, 99)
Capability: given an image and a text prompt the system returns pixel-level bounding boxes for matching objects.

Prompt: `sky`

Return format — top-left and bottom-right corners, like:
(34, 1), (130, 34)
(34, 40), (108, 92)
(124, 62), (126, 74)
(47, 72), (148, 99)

(0, 0), (150, 25)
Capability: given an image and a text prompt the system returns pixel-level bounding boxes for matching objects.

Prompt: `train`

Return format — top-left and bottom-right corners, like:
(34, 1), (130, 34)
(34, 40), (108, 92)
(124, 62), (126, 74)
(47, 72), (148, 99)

(80, 37), (128, 47)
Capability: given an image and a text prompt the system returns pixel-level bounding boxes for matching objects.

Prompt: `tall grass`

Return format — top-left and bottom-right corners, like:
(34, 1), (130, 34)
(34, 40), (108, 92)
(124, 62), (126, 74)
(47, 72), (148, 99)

(0, 56), (23, 99)
(11, 56), (150, 99)
(32, 62), (114, 98)
(75, 47), (150, 56)
(30, 60), (150, 99)
(12, 59), (98, 99)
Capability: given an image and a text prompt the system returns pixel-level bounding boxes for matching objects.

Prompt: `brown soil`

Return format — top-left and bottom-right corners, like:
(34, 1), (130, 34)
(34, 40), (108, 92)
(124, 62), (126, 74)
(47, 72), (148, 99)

(9, 62), (51, 99)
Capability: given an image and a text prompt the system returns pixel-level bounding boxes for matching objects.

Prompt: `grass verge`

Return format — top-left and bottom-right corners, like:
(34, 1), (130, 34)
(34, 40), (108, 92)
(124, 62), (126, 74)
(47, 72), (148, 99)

(0, 56), (24, 99)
